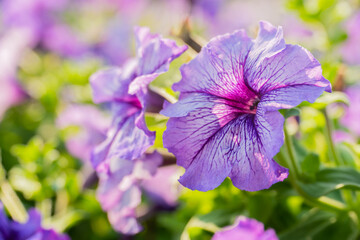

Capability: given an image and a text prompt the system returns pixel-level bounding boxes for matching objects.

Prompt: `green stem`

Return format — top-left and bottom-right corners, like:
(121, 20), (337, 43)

(322, 109), (355, 210)
(277, 148), (346, 213)
(284, 124), (301, 178)
(323, 109), (342, 166)
(0, 181), (28, 222)
(149, 85), (178, 104)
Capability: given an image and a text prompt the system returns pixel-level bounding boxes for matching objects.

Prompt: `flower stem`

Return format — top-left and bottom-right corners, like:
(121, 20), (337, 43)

(276, 150), (346, 213)
(176, 18), (203, 53)
(284, 124), (301, 178)
(322, 108), (342, 166)
(322, 109), (356, 214)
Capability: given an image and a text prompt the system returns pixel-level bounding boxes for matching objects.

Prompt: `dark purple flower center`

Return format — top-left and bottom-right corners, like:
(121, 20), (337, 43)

(249, 97), (260, 112)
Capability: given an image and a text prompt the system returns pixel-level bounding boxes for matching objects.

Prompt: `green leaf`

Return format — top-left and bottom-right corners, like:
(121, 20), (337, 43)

(302, 91), (349, 109)
(337, 144), (356, 168)
(248, 191), (276, 224)
(279, 108), (300, 119)
(313, 213), (358, 240)
(279, 210), (336, 240)
(301, 153), (320, 177)
(297, 168), (360, 198)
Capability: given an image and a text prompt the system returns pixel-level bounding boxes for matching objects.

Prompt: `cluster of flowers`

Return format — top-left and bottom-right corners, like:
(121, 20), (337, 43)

(3, 0), (360, 238)
(89, 21), (330, 236)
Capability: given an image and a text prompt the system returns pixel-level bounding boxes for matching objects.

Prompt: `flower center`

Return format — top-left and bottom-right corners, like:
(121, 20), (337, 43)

(249, 98), (260, 111)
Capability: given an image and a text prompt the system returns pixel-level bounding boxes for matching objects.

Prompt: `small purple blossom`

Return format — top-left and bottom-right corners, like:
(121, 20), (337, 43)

(212, 217), (278, 240)
(340, 85), (360, 136)
(162, 21), (331, 191)
(90, 27), (186, 234)
(0, 202), (69, 240)
(90, 26), (187, 170)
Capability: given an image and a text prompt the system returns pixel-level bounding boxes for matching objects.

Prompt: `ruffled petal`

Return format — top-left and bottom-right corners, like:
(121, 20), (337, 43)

(134, 26), (187, 76)
(90, 60), (137, 104)
(245, 21), (285, 73)
(91, 103), (154, 169)
(107, 183), (142, 235)
(129, 27), (187, 108)
(228, 112), (288, 191)
(248, 45), (331, 111)
(97, 152), (162, 235)
(162, 93), (240, 170)
(174, 30), (255, 102)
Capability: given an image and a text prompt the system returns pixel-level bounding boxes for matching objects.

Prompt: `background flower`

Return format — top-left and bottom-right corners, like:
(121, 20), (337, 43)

(212, 216), (278, 240)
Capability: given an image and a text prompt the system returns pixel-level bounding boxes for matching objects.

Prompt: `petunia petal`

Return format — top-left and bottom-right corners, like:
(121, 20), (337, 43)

(129, 27), (187, 107)
(97, 152), (162, 235)
(90, 61), (137, 104)
(245, 21), (285, 72)
(91, 103), (154, 170)
(162, 93), (240, 170)
(173, 30), (255, 103)
(11, 209), (42, 240)
(248, 45), (331, 111)
(106, 183), (143, 235)
(228, 112), (288, 191)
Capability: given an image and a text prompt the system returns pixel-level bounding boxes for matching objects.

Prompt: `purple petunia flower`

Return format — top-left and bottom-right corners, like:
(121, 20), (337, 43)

(0, 202), (69, 240)
(90, 26), (187, 171)
(340, 85), (360, 136)
(162, 21), (331, 192)
(56, 105), (110, 163)
(212, 217), (278, 240)
(90, 27), (186, 234)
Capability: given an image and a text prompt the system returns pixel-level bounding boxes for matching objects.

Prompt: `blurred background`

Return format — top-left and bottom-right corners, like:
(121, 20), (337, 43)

(1, 0), (360, 239)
